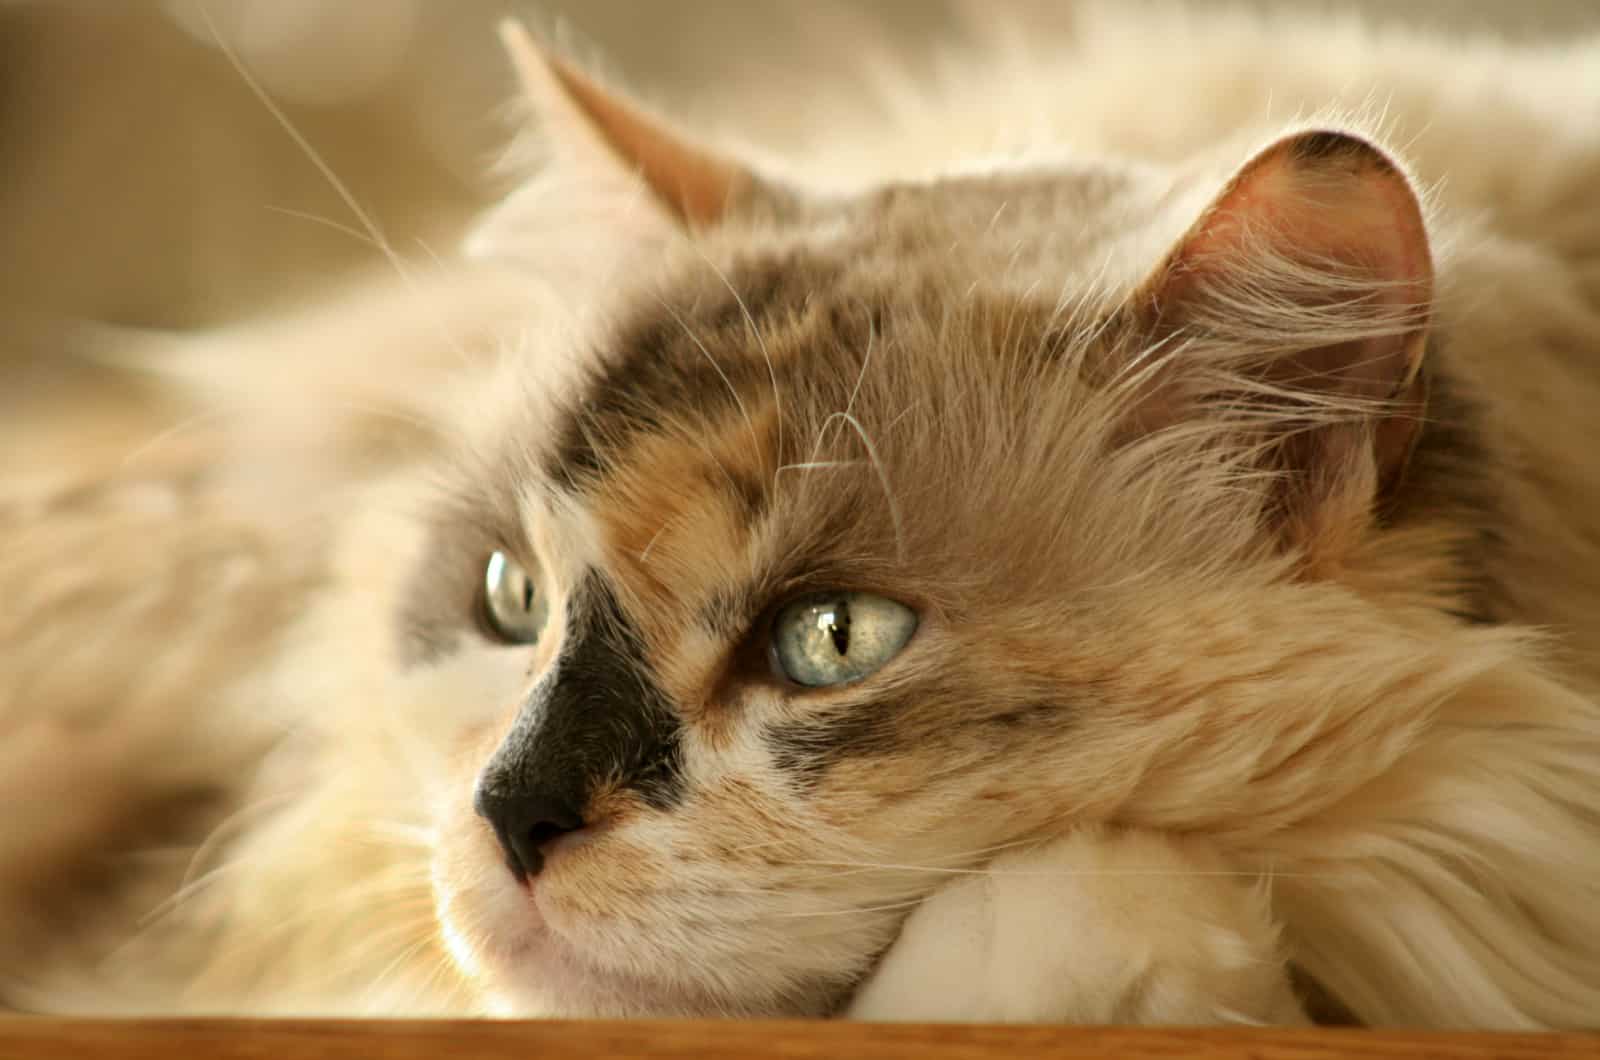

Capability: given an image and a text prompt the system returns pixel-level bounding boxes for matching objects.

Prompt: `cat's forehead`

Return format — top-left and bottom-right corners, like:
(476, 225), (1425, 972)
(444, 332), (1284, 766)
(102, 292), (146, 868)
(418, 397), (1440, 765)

(544, 161), (1157, 492)
(531, 246), (904, 626)
(470, 161), (1174, 626)
(404, 162), (1205, 665)
(858, 165), (1155, 273)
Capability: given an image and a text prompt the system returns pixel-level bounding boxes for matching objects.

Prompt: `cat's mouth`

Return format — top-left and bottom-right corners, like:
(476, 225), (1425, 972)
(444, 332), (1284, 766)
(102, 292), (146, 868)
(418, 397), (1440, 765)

(431, 813), (871, 1018)
(430, 819), (736, 1017)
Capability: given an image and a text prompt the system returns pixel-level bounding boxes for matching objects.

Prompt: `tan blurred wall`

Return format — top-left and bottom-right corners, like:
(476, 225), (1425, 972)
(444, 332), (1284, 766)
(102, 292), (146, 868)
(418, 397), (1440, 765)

(1, 0), (1595, 333)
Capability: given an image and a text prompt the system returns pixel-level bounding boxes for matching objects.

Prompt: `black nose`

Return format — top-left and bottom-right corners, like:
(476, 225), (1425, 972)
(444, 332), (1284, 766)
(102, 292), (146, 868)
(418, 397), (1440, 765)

(473, 784), (585, 882)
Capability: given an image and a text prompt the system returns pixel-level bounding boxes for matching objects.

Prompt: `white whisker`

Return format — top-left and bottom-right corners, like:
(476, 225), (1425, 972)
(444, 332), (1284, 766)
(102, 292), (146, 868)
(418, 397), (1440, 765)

(197, 4), (477, 369)
(774, 460), (860, 476)
(638, 522), (671, 564)
(788, 859), (1346, 881)
(818, 409), (904, 561)
(198, 6), (385, 256)
(263, 205), (384, 249)
(766, 897), (925, 921)
(657, 298), (763, 464)
(689, 244), (783, 481)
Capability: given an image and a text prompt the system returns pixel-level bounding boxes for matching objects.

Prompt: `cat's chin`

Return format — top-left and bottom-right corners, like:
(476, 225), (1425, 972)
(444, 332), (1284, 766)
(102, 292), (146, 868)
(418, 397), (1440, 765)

(449, 913), (714, 1018)
(435, 880), (709, 1016)
(439, 879), (856, 1019)
(430, 823), (739, 1018)
(428, 800), (866, 1019)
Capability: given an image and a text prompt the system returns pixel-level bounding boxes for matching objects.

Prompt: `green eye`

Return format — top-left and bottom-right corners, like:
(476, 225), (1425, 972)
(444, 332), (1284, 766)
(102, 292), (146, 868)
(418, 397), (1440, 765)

(482, 550), (548, 645)
(771, 592), (917, 688)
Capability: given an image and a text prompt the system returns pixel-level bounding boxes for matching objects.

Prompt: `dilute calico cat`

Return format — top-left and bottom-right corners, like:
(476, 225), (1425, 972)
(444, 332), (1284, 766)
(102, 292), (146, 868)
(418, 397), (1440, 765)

(3, 1), (1600, 1027)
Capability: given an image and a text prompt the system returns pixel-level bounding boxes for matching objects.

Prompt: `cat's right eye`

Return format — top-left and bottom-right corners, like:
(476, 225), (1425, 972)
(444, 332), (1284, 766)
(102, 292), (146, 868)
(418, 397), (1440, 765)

(481, 550), (548, 645)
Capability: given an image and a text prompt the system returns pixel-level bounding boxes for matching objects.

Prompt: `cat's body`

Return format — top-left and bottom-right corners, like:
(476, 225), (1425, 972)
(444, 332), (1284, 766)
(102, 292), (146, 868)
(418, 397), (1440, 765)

(4, 2), (1600, 1027)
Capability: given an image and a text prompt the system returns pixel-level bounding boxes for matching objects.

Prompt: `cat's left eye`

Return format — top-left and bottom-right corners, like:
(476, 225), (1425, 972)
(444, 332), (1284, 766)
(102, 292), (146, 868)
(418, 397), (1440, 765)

(482, 550), (548, 645)
(771, 591), (917, 688)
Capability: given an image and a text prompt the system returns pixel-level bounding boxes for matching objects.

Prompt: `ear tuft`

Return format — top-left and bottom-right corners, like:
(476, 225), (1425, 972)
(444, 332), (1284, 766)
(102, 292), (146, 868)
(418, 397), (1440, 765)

(1151, 129), (1433, 347)
(528, 40), (749, 228)
(494, 20), (751, 227)
(465, 21), (763, 275)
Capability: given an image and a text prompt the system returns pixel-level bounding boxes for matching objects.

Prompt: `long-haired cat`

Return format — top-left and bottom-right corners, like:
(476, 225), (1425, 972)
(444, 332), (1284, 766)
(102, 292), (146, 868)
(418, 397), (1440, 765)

(3, 1), (1599, 1027)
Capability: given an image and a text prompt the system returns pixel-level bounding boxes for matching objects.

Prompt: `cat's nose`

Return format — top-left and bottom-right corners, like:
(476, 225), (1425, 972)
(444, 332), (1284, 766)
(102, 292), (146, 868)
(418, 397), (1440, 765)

(473, 784), (584, 882)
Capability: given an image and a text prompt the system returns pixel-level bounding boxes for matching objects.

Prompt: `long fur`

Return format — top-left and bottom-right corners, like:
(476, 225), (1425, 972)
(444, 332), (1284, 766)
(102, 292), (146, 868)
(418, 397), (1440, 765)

(3, 1), (1599, 1027)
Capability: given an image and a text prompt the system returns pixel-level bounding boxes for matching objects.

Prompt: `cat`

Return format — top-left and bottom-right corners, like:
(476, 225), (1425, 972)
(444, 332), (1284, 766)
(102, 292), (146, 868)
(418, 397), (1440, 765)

(3, 0), (1600, 1027)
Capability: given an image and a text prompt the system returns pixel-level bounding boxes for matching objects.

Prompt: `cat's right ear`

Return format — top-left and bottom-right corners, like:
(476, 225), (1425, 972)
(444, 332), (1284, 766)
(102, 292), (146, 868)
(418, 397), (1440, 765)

(465, 20), (761, 268)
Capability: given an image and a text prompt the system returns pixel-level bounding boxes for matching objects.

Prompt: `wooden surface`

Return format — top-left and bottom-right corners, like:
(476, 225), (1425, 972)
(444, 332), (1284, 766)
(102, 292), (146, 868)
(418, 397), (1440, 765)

(0, 1021), (1596, 1060)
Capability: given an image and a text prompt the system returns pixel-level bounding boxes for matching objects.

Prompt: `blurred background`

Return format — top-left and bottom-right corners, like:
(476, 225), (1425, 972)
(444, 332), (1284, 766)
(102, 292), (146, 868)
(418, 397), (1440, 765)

(3, 0), (1597, 333)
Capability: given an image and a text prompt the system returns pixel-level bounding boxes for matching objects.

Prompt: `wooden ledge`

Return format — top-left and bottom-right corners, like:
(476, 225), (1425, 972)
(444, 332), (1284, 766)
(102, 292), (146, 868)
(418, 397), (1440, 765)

(1, 1020), (1595, 1059)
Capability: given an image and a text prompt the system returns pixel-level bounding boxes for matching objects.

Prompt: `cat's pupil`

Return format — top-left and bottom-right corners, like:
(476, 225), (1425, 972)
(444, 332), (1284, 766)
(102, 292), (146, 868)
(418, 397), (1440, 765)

(824, 603), (851, 656)
(773, 591), (911, 687)
(521, 577), (534, 613)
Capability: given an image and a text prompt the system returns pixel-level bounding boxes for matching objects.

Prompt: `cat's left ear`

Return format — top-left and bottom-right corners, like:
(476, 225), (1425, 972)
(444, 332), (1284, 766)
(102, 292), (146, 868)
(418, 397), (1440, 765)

(1130, 129), (1433, 541)
(466, 20), (760, 265)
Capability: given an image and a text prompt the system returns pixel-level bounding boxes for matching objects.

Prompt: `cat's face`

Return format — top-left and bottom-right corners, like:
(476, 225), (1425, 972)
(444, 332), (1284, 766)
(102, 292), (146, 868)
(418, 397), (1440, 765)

(421, 194), (1175, 1016)
(408, 33), (1439, 1017)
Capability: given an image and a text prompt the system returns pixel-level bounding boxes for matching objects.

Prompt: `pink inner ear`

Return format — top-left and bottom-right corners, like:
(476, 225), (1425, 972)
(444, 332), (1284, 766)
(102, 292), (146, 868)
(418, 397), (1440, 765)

(1160, 130), (1434, 404)
(1132, 130), (1436, 537)
(543, 57), (748, 228)
(494, 20), (750, 231)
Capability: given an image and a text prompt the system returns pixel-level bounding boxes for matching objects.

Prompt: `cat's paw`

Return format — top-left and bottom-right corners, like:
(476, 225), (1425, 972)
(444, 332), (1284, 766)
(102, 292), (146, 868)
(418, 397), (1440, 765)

(846, 828), (1307, 1025)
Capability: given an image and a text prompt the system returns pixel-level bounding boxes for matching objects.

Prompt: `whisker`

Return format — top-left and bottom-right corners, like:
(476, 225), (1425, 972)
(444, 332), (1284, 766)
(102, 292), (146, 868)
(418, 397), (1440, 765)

(263, 205), (384, 249)
(368, 941), (445, 999)
(689, 244), (783, 481)
(197, 5), (477, 369)
(765, 897), (925, 921)
(789, 860), (1348, 881)
(176, 791), (297, 893)
(638, 522), (671, 564)
(657, 298), (763, 465)
(136, 796), (300, 930)
(198, 6), (385, 253)
(818, 410), (904, 561)
(825, 303), (880, 458)
(349, 923), (446, 989)
(774, 460), (860, 476)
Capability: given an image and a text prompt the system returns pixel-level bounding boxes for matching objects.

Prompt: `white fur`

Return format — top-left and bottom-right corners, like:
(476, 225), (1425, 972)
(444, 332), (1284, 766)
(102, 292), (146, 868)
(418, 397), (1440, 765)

(848, 830), (1307, 1025)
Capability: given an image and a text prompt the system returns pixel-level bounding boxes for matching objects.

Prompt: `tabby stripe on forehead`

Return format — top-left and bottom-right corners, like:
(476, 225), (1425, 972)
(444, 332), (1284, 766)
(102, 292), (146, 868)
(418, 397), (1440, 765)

(549, 327), (773, 490)
(544, 256), (844, 491)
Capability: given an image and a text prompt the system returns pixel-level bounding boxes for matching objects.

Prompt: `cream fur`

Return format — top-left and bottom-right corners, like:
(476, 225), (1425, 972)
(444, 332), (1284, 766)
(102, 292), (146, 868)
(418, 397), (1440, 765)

(847, 829), (1308, 1025)
(3, 1), (1599, 1029)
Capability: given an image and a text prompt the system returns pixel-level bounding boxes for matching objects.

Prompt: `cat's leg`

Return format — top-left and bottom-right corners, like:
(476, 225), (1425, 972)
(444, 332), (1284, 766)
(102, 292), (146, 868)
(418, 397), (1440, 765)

(846, 828), (1307, 1025)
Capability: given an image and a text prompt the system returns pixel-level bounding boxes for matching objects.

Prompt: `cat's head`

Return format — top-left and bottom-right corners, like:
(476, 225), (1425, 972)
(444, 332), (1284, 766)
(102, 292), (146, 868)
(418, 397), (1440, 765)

(410, 24), (1455, 1016)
